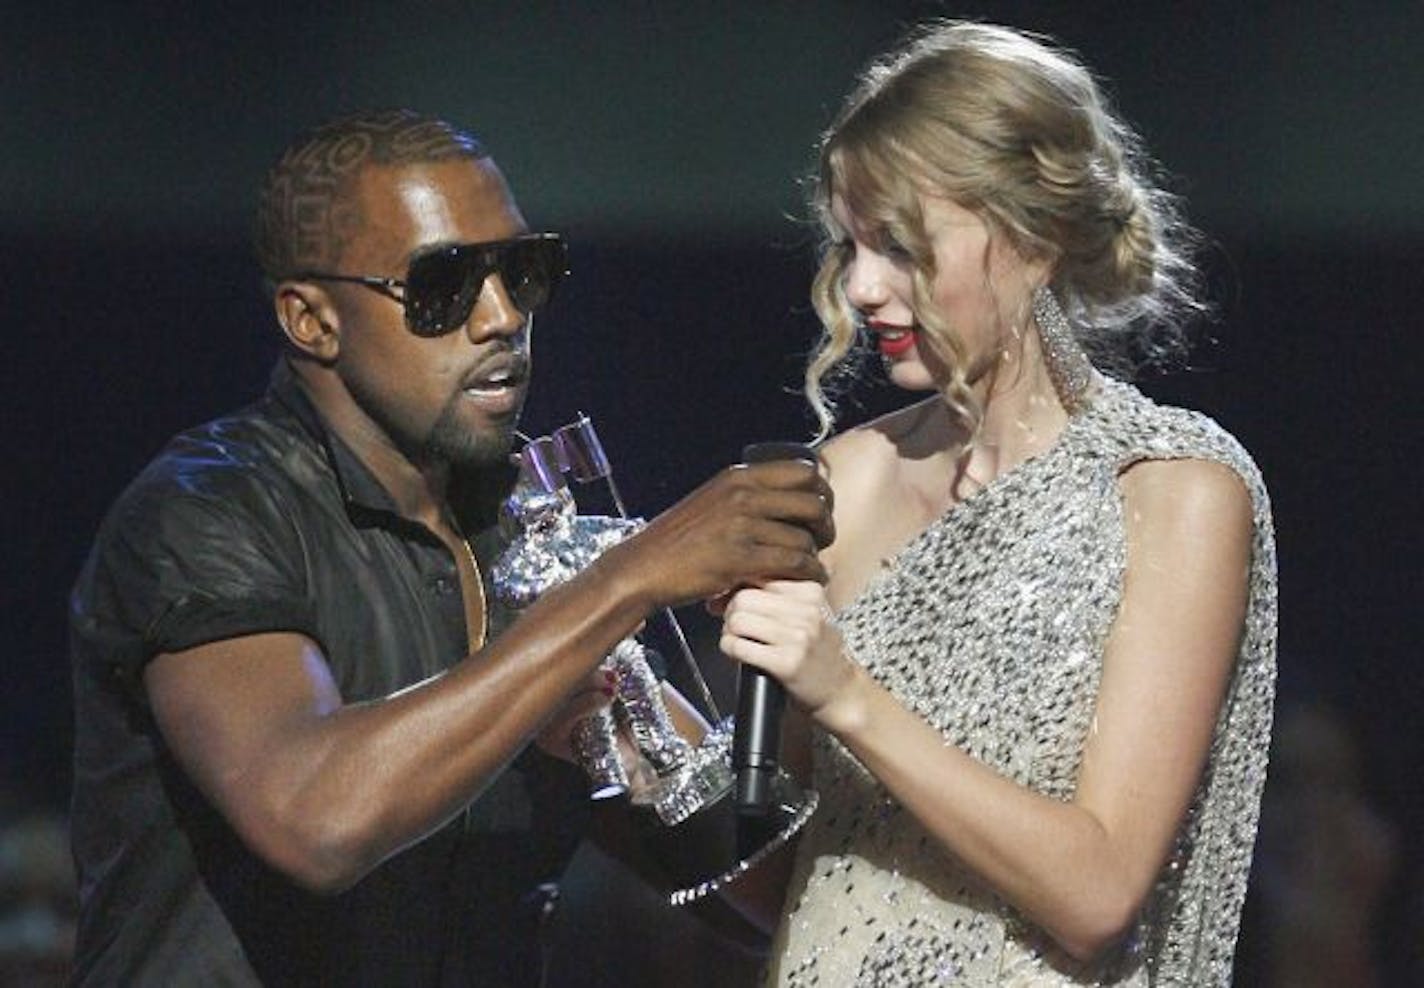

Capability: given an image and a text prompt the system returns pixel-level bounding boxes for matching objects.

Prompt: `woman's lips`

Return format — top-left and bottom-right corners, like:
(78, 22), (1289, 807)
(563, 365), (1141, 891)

(873, 326), (917, 358)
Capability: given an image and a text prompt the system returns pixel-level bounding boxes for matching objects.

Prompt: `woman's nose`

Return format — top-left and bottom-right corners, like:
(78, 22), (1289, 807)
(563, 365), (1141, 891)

(842, 250), (893, 311)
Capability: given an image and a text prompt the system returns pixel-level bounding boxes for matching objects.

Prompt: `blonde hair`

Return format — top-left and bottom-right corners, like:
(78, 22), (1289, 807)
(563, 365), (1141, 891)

(807, 20), (1203, 436)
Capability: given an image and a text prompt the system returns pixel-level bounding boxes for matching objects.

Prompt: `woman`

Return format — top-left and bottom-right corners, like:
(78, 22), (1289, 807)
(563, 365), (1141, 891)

(719, 21), (1276, 986)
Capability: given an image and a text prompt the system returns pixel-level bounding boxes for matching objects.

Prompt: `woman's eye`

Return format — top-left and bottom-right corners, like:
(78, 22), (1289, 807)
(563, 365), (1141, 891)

(876, 234), (911, 260)
(885, 241), (913, 261)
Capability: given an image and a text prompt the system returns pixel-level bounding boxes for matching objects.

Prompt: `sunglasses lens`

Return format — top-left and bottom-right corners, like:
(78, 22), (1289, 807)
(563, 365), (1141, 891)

(404, 236), (568, 336)
(405, 247), (476, 336)
(503, 238), (567, 314)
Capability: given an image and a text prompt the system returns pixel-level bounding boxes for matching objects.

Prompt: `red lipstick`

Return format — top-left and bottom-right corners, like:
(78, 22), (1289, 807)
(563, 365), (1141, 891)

(871, 324), (917, 358)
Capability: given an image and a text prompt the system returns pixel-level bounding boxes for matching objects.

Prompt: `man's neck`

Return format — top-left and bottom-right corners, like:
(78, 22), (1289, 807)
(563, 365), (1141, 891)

(350, 431), (452, 533)
(292, 361), (452, 533)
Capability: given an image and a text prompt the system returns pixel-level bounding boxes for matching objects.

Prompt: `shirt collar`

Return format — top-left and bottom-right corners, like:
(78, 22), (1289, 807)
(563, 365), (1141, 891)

(266, 357), (516, 534)
(267, 358), (405, 523)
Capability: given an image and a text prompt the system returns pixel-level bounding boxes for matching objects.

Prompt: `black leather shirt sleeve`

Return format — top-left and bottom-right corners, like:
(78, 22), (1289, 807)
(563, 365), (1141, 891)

(78, 451), (321, 674)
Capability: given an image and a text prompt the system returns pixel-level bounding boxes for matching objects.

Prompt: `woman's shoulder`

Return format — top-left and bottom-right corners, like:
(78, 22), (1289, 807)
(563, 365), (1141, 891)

(1071, 380), (1274, 546)
(819, 421), (894, 473)
(1118, 456), (1255, 539)
(815, 400), (945, 572)
(818, 399), (934, 494)
(1088, 380), (1267, 493)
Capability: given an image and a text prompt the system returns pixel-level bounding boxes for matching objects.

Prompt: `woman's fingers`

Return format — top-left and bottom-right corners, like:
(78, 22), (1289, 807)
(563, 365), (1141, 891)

(721, 581), (853, 715)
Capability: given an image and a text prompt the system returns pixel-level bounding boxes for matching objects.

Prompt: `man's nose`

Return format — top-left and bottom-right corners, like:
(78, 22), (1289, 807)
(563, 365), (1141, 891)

(465, 274), (525, 342)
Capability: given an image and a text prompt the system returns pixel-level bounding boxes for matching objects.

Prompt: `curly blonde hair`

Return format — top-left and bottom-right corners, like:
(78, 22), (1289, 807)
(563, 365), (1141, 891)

(806, 20), (1203, 436)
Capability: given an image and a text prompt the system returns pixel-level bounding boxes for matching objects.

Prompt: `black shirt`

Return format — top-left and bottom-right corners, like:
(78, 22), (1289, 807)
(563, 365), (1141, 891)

(69, 360), (588, 986)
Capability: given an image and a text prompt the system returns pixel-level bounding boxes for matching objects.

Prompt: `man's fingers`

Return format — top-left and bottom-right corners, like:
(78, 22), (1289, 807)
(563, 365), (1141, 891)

(742, 517), (819, 555)
(755, 544), (828, 585)
(730, 485), (835, 552)
(625, 455), (835, 608)
(734, 459), (820, 488)
(732, 462), (835, 545)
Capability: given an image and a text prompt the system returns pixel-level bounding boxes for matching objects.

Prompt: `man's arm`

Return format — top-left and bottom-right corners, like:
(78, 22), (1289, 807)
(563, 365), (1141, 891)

(145, 459), (832, 893)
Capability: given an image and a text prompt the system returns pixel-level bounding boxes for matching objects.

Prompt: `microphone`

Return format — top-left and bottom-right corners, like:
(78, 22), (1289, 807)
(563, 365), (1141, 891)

(732, 441), (819, 818)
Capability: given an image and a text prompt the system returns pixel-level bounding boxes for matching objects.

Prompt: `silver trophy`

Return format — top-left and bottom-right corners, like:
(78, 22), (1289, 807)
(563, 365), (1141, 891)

(492, 415), (816, 903)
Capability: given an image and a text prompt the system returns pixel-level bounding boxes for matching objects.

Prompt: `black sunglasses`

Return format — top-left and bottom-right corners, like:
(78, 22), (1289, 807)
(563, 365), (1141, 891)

(289, 233), (568, 337)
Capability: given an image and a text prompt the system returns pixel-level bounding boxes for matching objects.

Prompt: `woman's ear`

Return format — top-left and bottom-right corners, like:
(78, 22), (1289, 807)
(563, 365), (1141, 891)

(1022, 242), (1059, 294)
(274, 282), (340, 363)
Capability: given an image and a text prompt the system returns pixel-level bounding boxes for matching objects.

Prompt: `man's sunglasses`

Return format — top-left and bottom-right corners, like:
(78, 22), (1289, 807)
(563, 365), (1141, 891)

(289, 233), (568, 337)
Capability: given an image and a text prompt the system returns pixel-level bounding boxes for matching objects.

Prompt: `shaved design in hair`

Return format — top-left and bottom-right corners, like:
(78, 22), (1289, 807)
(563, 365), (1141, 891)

(254, 109), (487, 285)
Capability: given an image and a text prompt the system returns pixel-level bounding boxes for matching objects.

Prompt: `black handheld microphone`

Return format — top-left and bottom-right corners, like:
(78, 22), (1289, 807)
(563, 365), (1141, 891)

(732, 441), (819, 817)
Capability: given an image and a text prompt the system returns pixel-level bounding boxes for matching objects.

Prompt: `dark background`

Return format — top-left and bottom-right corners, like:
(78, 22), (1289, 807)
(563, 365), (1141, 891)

(5, 2), (1421, 983)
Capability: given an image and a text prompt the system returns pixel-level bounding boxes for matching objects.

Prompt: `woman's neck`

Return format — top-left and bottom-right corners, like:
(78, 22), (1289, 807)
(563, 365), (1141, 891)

(963, 331), (1071, 485)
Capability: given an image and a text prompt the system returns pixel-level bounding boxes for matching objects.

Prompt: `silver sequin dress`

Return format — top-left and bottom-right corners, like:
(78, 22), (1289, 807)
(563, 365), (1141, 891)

(766, 379), (1277, 986)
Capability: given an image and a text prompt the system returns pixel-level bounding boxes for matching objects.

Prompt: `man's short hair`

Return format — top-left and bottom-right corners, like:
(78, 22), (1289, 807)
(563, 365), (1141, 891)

(253, 109), (487, 287)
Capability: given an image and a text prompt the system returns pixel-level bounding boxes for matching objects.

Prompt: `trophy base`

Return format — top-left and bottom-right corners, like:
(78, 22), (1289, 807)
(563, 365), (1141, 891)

(635, 738), (736, 826)
(632, 769), (817, 907)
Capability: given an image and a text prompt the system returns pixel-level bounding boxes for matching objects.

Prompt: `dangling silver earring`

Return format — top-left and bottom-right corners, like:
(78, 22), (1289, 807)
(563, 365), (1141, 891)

(1033, 286), (1093, 413)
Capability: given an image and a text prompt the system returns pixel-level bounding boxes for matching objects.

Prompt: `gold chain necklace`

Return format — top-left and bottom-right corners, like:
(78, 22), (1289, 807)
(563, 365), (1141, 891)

(458, 537), (489, 650)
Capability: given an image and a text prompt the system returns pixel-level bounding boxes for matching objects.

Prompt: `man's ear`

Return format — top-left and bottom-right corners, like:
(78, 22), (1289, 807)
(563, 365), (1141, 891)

(274, 283), (341, 363)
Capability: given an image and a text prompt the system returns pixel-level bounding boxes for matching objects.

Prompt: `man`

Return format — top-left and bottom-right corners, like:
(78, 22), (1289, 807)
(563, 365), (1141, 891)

(68, 109), (830, 986)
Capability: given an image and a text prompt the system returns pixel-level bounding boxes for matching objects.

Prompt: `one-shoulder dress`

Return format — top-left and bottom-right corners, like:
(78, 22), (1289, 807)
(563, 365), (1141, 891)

(765, 379), (1277, 987)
